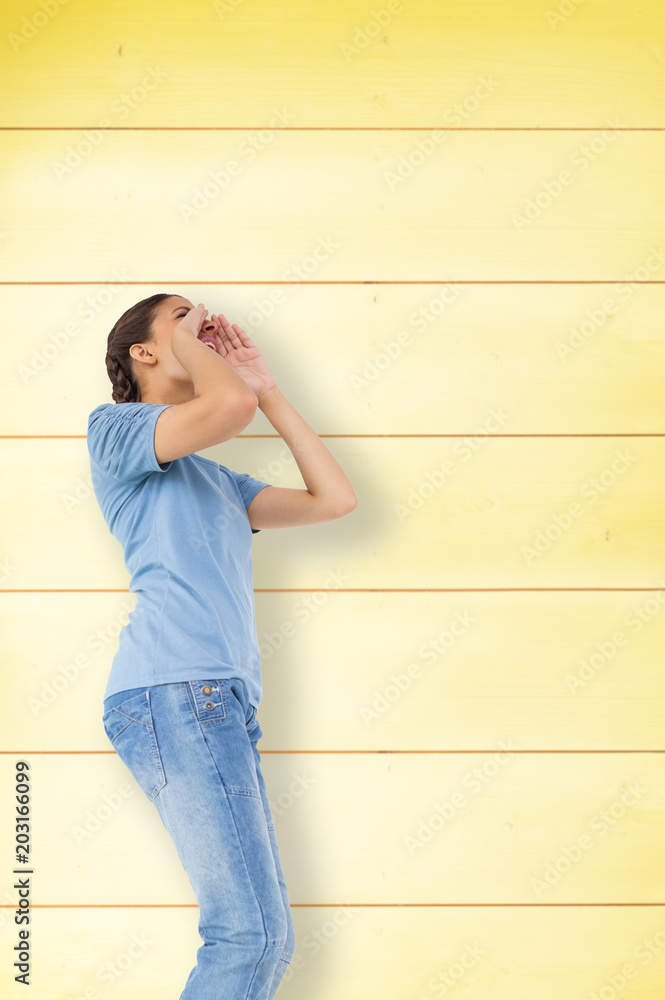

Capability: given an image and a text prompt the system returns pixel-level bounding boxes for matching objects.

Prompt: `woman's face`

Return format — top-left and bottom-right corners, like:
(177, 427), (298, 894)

(128, 295), (219, 400)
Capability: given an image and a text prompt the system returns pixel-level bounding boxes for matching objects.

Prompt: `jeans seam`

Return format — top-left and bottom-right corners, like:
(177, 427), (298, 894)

(226, 786), (262, 798)
(107, 714), (132, 742)
(103, 693), (166, 800)
(193, 714), (278, 994)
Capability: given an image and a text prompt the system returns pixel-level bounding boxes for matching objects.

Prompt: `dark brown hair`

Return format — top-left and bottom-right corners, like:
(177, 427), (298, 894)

(105, 292), (178, 403)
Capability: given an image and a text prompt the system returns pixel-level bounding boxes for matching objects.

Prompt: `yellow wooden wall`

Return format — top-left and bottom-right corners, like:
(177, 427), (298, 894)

(1, 0), (665, 996)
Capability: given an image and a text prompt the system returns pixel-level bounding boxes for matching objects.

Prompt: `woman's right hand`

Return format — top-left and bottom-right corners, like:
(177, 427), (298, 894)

(173, 303), (211, 341)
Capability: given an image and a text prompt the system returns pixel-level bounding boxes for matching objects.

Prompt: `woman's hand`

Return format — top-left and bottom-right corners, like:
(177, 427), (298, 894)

(207, 313), (278, 400)
(173, 302), (211, 340)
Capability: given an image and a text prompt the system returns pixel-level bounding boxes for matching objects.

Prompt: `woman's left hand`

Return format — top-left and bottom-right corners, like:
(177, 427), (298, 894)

(208, 313), (278, 400)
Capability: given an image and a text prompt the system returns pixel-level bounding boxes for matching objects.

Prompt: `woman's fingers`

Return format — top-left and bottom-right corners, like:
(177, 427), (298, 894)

(215, 328), (229, 357)
(218, 325), (241, 355)
(208, 312), (258, 356)
(217, 313), (244, 349)
(207, 317), (225, 356)
(234, 325), (255, 349)
(211, 314), (230, 349)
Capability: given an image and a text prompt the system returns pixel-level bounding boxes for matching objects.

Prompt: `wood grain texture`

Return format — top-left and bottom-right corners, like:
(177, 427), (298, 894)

(1, 437), (664, 589)
(1, 591), (664, 751)
(4, 283), (665, 436)
(0, 0), (662, 127)
(1, 0), (664, 995)
(1, 905), (664, 999)
(0, 130), (663, 281)
(0, 753), (662, 905)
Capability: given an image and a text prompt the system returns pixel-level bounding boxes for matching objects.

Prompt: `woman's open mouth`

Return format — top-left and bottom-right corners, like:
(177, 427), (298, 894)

(199, 335), (217, 350)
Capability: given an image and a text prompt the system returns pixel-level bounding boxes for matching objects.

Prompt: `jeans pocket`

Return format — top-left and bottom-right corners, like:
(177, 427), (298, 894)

(102, 690), (166, 801)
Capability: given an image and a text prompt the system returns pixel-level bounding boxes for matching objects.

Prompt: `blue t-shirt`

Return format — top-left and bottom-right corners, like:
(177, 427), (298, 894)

(87, 401), (271, 709)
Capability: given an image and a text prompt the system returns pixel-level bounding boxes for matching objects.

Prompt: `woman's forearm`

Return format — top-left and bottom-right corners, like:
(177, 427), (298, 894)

(258, 387), (357, 511)
(171, 326), (258, 407)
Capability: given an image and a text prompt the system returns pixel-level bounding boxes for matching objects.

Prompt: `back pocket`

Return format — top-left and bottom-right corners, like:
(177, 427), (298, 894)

(102, 690), (166, 801)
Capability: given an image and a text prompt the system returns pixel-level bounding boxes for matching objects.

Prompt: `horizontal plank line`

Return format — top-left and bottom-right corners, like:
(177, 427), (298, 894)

(2, 902), (662, 908)
(2, 588), (664, 594)
(1, 280), (664, 286)
(3, 434), (665, 439)
(1, 127), (664, 132)
(1, 750), (662, 755)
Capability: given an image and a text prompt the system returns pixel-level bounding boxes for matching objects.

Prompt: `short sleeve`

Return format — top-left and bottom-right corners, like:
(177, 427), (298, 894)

(231, 471), (271, 533)
(87, 402), (173, 483)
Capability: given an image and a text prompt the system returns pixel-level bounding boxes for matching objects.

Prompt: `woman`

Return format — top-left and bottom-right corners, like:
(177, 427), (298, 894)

(88, 293), (357, 999)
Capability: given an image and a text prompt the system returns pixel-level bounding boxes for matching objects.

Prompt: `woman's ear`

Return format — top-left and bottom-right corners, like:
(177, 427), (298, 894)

(129, 342), (158, 367)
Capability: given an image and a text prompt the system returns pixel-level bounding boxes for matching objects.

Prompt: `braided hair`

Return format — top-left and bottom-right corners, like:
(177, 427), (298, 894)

(105, 292), (179, 403)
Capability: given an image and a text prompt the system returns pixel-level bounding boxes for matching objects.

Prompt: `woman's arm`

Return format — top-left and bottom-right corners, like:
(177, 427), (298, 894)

(210, 316), (358, 529)
(247, 386), (358, 529)
(154, 306), (258, 464)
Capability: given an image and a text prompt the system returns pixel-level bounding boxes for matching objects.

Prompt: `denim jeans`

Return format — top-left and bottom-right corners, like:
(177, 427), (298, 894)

(102, 676), (296, 999)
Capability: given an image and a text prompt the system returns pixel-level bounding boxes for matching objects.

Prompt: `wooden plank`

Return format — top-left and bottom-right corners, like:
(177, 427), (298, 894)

(1, 0), (662, 992)
(1, 905), (664, 999)
(0, 131), (663, 280)
(0, 437), (663, 590)
(1, 753), (663, 904)
(0, 0), (662, 127)
(1, 591), (664, 751)
(4, 283), (665, 436)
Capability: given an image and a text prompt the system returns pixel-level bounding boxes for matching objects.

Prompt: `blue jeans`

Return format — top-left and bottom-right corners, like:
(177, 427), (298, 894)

(102, 677), (296, 999)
